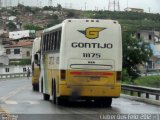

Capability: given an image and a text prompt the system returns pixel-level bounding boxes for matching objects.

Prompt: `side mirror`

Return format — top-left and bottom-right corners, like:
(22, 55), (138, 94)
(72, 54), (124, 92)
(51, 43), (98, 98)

(34, 53), (40, 66)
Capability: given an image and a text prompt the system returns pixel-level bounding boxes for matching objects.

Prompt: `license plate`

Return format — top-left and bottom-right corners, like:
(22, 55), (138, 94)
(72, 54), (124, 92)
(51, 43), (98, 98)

(90, 76), (100, 80)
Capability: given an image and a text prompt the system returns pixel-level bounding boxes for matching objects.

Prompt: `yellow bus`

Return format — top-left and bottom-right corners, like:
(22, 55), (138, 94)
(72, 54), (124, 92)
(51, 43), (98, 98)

(31, 37), (41, 91)
(38, 19), (122, 107)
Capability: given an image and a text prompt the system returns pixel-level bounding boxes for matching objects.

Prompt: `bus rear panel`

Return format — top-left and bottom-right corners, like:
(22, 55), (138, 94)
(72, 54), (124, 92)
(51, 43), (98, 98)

(59, 19), (122, 99)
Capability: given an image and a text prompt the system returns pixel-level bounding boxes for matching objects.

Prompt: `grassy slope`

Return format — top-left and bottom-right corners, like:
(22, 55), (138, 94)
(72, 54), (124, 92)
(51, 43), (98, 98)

(134, 76), (160, 88)
(82, 11), (160, 31)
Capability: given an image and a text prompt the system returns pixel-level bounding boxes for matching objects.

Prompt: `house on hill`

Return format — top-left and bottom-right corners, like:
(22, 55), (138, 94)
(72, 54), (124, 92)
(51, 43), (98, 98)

(136, 30), (160, 73)
(9, 30), (35, 40)
(124, 7), (144, 13)
(4, 40), (32, 61)
(0, 55), (9, 66)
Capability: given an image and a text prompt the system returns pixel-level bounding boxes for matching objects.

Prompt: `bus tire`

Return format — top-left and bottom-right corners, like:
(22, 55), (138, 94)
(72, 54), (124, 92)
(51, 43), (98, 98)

(95, 98), (112, 107)
(52, 80), (63, 105)
(56, 97), (63, 105)
(106, 98), (112, 107)
(43, 93), (50, 101)
(33, 84), (39, 91)
(52, 81), (56, 104)
(41, 79), (43, 93)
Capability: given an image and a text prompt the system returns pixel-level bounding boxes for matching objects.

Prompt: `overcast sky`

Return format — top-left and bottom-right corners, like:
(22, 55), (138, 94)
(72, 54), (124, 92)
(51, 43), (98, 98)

(2, 0), (160, 13)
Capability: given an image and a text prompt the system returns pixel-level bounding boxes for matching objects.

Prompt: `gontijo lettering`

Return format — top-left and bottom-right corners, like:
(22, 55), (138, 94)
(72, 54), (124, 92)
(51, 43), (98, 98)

(71, 42), (113, 49)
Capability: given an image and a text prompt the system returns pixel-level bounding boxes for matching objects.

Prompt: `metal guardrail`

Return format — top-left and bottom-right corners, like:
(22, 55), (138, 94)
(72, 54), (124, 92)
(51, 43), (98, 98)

(0, 73), (29, 79)
(122, 84), (160, 100)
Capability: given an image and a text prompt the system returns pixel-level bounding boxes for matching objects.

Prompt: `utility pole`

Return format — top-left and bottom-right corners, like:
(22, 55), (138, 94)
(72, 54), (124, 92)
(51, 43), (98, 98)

(65, 3), (67, 8)
(48, 0), (53, 7)
(18, 0), (20, 5)
(148, 7), (151, 13)
(84, 2), (87, 10)
(69, 3), (72, 9)
(40, 1), (42, 8)
(37, 0), (39, 7)
(9, 0), (11, 7)
(108, 0), (120, 11)
(0, 0), (2, 8)
(5, 0), (7, 8)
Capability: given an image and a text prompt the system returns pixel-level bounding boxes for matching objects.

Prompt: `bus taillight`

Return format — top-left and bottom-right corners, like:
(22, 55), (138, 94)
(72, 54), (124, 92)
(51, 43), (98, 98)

(116, 71), (121, 82)
(61, 70), (66, 80)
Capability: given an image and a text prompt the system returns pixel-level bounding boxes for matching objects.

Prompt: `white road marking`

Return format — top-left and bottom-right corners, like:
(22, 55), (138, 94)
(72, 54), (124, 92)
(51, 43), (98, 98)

(0, 85), (29, 102)
(5, 101), (18, 105)
(4, 100), (39, 105)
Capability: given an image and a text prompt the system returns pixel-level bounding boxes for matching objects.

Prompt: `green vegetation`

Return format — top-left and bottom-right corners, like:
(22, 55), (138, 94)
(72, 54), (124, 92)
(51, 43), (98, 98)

(9, 59), (31, 65)
(122, 31), (152, 78)
(46, 19), (61, 28)
(83, 11), (160, 31)
(122, 69), (132, 83)
(134, 76), (160, 88)
(6, 22), (17, 31)
(24, 24), (43, 30)
(84, 10), (160, 21)
(67, 11), (75, 17)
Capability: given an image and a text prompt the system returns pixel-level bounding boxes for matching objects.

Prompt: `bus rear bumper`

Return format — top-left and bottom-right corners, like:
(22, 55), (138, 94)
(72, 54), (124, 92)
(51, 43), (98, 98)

(59, 84), (121, 98)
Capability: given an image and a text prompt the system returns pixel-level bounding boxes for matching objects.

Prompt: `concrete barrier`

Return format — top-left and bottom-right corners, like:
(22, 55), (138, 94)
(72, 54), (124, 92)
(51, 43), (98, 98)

(0, 73), (31, 79)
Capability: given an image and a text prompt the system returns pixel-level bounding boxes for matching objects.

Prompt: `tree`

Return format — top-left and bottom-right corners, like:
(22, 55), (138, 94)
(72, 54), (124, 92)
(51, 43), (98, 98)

(17, 3), (25, 9)
(122, 31), (153, 79)
(24, 24), (43, 31)
(57, 4), (62, 11)
(6, 22), (17, 31)
(24, 6), (32, 12)
(48, 14), (58, 19)
(43, 6), (54, 10)
(67, 11), (75, 18)
(46, 19), (61, 28)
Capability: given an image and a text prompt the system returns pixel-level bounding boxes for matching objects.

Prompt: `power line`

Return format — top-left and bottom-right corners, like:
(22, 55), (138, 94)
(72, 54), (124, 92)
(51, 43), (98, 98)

(0, 0), (2, 8)
(84, 2), (87, 10)
(48, 0), (53, 7)
(108, 0), (120, 11)
(5, 0), (7, 7)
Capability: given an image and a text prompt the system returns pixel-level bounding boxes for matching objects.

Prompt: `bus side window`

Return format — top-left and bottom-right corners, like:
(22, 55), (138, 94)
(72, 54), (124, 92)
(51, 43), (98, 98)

(51, 32), (54, 51)
(54, 31), (58, 51)
(41, 35), (44, 52)
(48, 34), (50, 51)
(49, 33), (52, 51)
(44, 35), (46, 52)
(58, 30), (61, 50)
(48, 33), (51, 51)
(56, 31), (59, 50)
(46, 34), (49, 51)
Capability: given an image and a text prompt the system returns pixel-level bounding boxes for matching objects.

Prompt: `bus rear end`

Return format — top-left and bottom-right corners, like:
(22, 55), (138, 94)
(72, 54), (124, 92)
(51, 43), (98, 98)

(32, 37), (41, 91)
(59, 19), (122, 106)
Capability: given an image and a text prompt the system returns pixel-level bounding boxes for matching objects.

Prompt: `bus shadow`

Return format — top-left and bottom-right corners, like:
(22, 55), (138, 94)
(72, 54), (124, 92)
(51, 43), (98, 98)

(59, 100), (112, 108)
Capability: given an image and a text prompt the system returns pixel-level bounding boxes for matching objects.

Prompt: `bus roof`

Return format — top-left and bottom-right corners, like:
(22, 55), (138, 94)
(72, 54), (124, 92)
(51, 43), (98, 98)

(43, 19), (119, 33)
(43, 23), (63, 33)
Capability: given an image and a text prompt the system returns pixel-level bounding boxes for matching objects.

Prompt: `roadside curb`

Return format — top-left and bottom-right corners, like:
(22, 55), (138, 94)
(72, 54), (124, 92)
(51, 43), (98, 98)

(121, 94), (160, 106)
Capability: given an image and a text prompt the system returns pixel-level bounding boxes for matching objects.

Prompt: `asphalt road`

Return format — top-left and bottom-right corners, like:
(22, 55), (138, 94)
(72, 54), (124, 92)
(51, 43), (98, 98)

(0, 78), (160, 120)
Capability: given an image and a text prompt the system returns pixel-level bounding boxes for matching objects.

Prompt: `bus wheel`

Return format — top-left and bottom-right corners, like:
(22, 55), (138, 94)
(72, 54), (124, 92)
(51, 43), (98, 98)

(33, 84), (39, 91)
(52, 81), (63, 105)
(106, 98), (112, 107)
(41, 79), (43, 93)
(56, 97), (64, 105)
(52, 81), (56, 104)
(95, 98), (112, 107)
(43, 93), (50, 101)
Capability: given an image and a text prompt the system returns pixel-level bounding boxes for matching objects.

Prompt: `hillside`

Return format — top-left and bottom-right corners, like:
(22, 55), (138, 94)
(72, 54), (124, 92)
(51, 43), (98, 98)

(1, 5), (160, 32)
(82, 10), (160, 31)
